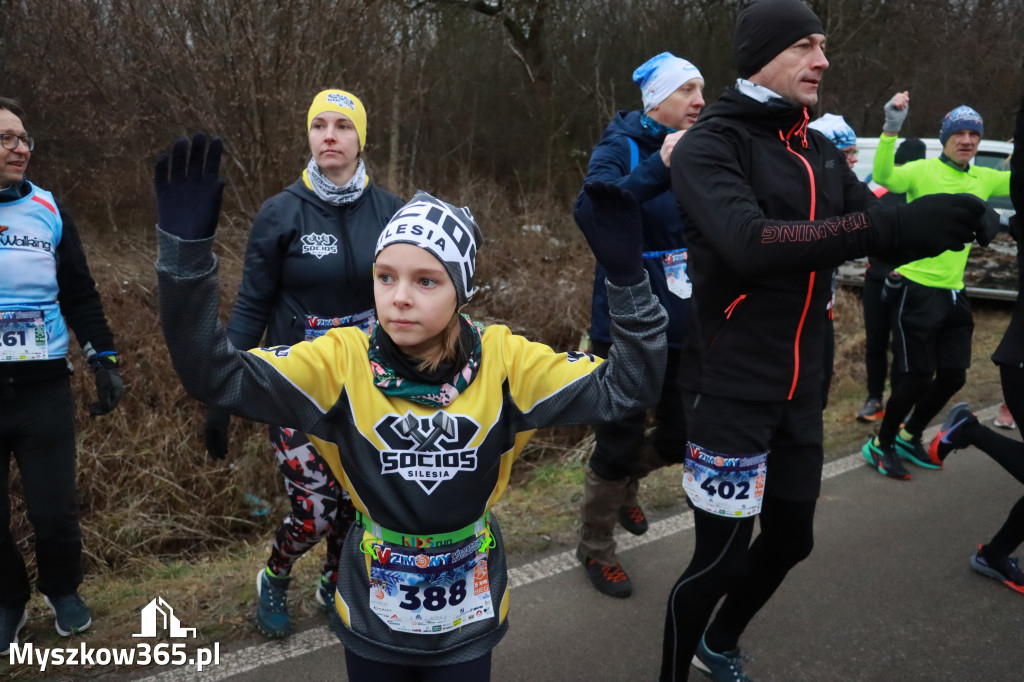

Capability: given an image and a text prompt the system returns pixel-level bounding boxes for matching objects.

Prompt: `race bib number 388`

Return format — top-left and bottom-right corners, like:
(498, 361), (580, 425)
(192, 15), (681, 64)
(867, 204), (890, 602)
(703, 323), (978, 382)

(682, 443), (767, 517)
(368, 535), (493, 634)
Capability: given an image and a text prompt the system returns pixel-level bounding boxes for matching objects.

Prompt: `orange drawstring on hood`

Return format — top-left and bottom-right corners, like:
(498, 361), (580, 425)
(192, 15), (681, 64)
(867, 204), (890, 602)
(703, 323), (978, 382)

(781, 107), (811, 148)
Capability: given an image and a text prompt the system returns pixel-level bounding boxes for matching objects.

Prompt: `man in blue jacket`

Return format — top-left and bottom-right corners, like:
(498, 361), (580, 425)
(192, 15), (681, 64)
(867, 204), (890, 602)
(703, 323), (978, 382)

(574, 52), (704, 598)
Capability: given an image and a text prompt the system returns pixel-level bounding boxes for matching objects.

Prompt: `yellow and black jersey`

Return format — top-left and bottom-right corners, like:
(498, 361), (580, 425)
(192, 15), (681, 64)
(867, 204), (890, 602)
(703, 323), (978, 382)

(156, 228), (667, 665)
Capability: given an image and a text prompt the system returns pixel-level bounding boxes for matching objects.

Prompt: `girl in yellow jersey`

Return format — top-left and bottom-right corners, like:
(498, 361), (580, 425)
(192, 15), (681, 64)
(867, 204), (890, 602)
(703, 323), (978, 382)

(153, 133), (666, 680)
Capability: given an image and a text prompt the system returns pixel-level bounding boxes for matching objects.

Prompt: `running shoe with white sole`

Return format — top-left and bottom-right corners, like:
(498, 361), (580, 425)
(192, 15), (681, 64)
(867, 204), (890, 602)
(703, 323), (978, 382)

(861, 437), (911, 480)
(927, 402), (977, 464)
(692, 632), (754, 681)
(993, 402), (1016, 429)
(969, 546), (1024, 595)
(315, 575), (336, 611)
(1, 606), (27, 656)
(44, 593), (92, 636)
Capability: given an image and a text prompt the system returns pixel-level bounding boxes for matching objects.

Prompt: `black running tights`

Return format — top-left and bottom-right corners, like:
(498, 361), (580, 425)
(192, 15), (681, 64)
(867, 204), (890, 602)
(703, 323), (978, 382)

(879, 368), (966, 445)
(963, 365), (1024, 558)
(660, 497), (816, 682)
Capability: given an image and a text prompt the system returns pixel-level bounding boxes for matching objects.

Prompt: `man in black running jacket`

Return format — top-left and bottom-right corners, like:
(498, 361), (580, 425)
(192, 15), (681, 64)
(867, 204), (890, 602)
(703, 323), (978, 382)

(659, 1), (989, 680)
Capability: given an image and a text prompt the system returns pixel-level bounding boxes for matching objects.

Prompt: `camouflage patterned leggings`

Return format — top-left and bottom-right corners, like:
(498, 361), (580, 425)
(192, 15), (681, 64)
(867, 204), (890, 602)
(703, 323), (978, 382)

(266, 426), (355, 582)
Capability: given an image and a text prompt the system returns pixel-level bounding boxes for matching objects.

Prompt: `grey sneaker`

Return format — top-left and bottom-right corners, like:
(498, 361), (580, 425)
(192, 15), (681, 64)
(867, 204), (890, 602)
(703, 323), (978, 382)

(44, 593), (92, 636)
(1, 606), (28, 656)
(970, 547), (1024, 595)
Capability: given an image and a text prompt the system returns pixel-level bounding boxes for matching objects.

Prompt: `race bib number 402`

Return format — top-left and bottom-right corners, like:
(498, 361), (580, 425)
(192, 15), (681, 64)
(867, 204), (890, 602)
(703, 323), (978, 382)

(682, 443), (767, 517)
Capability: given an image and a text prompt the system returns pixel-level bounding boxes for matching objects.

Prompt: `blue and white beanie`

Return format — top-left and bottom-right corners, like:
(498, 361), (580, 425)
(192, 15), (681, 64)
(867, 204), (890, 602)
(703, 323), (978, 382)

(939, 106), (983, 145)
(375, 191), (482, 307)
(808, 113), (857, 150)
(633, 52), (703, 113)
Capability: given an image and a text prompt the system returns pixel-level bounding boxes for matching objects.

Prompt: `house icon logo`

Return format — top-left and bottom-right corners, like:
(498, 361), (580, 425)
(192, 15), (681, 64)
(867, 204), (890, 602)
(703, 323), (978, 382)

(133, 597), (197, 638)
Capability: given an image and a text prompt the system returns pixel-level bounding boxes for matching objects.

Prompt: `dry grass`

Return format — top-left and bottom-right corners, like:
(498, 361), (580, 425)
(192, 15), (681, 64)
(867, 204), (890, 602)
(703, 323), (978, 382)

(3, 198), (1014, 674)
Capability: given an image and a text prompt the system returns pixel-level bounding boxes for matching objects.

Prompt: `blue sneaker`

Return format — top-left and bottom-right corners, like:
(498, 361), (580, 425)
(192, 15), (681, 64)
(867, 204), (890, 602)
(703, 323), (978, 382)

(894, 433), (941, 469)
(315, 575), (336, 611)
(928, 402), (978, 464)
(1, 606), (28, 656)
(255, 568), (291, 638)
(44, 593), (92, 636)
(692, 633), (753, 681)
(861, 437), (911, 481)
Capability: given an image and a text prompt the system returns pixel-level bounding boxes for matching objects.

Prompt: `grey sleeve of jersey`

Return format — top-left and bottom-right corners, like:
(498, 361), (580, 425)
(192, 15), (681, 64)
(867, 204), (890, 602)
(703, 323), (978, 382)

(520, 272), (668, 429)
(155, 228), (329, 432)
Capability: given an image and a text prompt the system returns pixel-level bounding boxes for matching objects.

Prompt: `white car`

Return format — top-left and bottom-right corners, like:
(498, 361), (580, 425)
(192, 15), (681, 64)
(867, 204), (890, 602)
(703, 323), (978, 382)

(852, 136), (1014, 223)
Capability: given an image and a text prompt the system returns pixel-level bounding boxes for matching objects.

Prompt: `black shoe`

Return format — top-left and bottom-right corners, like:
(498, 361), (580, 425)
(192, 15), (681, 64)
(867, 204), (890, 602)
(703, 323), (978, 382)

(618, 504), (649, 535)
(861, 437), (911, 481)
(576, 546), (632, 598)
(895, 433), (940, 469)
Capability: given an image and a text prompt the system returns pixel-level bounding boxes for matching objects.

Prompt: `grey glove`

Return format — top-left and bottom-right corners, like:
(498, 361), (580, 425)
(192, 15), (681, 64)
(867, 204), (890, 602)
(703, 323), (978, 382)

(883, 96), (908, 134)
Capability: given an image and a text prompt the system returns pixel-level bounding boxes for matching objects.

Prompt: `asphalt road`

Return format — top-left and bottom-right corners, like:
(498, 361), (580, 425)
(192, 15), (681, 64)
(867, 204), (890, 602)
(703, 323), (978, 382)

(87, 407), (1024, 681)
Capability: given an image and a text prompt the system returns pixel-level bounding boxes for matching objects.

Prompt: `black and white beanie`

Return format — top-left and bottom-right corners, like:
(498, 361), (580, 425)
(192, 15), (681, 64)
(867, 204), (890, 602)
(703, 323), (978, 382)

(374, 191), (482, 307)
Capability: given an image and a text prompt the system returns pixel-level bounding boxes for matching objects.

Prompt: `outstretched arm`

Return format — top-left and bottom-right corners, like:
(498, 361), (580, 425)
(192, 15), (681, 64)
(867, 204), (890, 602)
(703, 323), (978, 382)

(154, 133), (338, 433)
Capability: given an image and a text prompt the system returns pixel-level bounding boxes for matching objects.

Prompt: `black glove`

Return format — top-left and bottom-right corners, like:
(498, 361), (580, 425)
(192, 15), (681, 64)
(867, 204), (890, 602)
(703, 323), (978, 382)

(88, 355), (124, 416)
(868, 193), (985, 265)
(974, 200), (1001, 247)
(574, 181), (644, 285)
(204, 408), (231, 460)
(880, 270), (905, 304)
(1009, 215), (1023, 243)
(154, 131), (225, 240)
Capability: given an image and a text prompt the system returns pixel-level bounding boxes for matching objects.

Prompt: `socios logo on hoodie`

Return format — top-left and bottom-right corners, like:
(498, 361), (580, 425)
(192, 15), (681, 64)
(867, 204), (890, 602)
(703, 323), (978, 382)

(301, 233), (338, 259)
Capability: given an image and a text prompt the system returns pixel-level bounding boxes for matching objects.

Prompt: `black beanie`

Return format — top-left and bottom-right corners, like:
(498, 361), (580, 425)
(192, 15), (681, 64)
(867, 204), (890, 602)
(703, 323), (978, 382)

(895, 138), (927, 164)
(734, 0), (825, 79)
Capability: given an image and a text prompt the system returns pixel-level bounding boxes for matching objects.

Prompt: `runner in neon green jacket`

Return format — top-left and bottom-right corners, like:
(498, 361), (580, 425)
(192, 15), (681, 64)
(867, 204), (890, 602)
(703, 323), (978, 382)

(863, 92), (1011, 481)
(872, 132), (1009, 289)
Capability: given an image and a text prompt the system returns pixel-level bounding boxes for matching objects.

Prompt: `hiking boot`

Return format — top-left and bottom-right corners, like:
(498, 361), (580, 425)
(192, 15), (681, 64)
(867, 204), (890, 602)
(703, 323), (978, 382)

(861, 437), (911, 481)
(970, 546), (1024, 595)
(315, 575), (336, 611)
(618, 504), (649, 535)
(895, 432), (941, 469)
(692, 632), (754, 681)
(43, 593), (92, 636)
(576, 546), (632, 598)
(856, 397), (885, 422)
(255, 568), (291, 637)
(928, 402), (977, 464)
(579, 468), (628, 567)
(1, 606), (28, 656)
(994, 402), (1016, 430)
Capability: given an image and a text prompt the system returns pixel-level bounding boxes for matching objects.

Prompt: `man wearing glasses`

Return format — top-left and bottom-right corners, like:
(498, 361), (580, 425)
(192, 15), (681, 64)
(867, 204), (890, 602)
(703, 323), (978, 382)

(0, 97), (123, 654)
